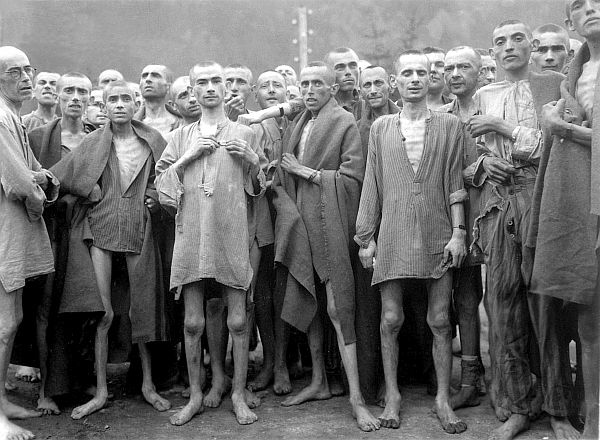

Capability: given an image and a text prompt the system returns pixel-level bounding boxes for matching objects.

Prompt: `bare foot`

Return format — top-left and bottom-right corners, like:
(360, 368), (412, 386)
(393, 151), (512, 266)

(488, 413), (529, 440)
(433, 400), (467, 434)
(71, 395), (107, 420)
(351, 398), (380, 432)
(203, 375), (232, 408)
(247, 365), (273, 392)
(490, 396), (511, 422)
(4, 381), (16, 392)
(376, 383), (386, 408)
(450, 385), (481, 410)
(378, 393), (401, 429)
(273, 365), (292, 395)
(2, 400), (41, 419)
(244, 389), (261, 409)
(169, 395), (204, 426)
(37, 396), (61, 415)
(0, 416), (35, 440)
(550, 416), (581, 440)
(141, 385), (171, 412)
(281, 382), (331, 406)
(231, 391), (258, 425)
(15, 366), (40, 383)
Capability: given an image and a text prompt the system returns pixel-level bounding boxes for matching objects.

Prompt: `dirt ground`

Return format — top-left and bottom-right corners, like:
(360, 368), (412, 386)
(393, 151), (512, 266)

(9, 305), (558, 440)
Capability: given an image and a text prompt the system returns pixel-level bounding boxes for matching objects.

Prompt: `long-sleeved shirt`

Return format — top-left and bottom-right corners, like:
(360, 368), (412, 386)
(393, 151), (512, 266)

(355, 111), (467, 283)
(0, 100), (58, 292)
(155, 119), (266, 290)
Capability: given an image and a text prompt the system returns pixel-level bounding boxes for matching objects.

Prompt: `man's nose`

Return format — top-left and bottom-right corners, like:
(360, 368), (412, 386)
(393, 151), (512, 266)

(545, 50), (555, 61)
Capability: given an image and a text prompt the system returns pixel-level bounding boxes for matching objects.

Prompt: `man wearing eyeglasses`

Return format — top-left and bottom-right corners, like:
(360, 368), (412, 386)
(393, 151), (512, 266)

(0, 45), (59, 440)
(22, 71), (60, 132)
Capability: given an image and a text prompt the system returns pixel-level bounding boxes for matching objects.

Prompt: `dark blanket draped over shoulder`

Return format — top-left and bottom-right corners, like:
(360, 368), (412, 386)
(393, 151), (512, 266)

(273, 97), (364, 344)
(50, 120), (169, 343)
(527, 45), (597, 305)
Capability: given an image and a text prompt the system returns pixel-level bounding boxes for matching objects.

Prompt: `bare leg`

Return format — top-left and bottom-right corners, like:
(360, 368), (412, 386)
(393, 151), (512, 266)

(203, 297), (231, 408)
(281, 301), (331, 406)
(36, 268), (60, 415)
(224, 287), (257, 425)
(427, 274), (467, 434)
(272, 266), (291, 395)
(170, 282), (205, 426)
(378, 280), (404, 429)
(71, 246), (113, 420)
(324, 282), (380, 432)
(0, 285), (38, 440)
(14, 367), (39, 383)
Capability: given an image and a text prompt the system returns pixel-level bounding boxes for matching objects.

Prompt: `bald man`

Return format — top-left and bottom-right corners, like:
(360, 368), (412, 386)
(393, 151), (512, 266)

(170, 76), (201, 126)
(97, 69), (123, 89)
(275, 64), (298, 86)
(22, 71), (60, 132)
(135, 64), (181, 138)
(0, 45), (59, 440)
(324, 47), (363, 120)
(532, 24), (571, 73)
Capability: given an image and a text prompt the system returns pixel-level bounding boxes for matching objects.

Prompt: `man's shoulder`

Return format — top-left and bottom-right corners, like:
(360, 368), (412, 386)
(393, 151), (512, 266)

(229, 121), (254, 138)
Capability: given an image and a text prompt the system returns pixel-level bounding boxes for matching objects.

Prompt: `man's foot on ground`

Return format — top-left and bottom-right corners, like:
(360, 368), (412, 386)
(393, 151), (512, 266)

(351, 398), (380, 432)
(281, 382), (332, 406)
(70, 395), (108, 420)
(14, 366), (40, 383)
(4, 381), (16, 392)
(550, 416), (581, 440)
(1, 400), (41, 419)
(491, 399), (511, 422)
(378, 393), (401, 429)
(83, 385), (114, 400)
(376, 383), (386, 408)
(203, 375), (232, 408)
(433, 400), (467, 434)
(169, 395), (204, 426)
(232, 391), (258, 425)
(244, 388), (261, 409)
(450, 385), (481, 410)
(247, 364), (273, 392)
(141, 385), (171, 412)
(488, 413), (529, 440)
(37, 396), (61, 415)
(273, 365), (292, 395)
(0, 416), (35, 440)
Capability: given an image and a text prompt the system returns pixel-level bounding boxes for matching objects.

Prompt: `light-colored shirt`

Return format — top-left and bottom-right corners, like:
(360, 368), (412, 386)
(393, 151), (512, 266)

(113, 136), (150, 190)
(155, 119), (266, 291)
(475, 80), (542, 169)
(0, 100), (57, 292)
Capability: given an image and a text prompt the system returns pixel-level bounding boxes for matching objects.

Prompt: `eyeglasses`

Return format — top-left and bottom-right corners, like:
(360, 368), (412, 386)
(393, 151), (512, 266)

(5, 66), (36, 80)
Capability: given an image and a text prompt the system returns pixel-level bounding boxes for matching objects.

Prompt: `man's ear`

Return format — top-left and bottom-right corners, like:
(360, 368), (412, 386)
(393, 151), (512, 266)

(389, 74), (397, 89)
(532, 38), (540, 52)
(330, 83), (340, 96)
(488, 47), (495, 59)
(565, 18), (575, 32)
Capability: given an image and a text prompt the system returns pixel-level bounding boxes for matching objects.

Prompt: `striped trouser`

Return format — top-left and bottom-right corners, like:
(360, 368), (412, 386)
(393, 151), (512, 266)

(474, 180), (534, 416)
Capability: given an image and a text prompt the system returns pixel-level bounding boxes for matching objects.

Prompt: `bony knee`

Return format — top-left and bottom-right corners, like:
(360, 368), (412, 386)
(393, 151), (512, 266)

(97, 310), (114, 331)
(381, 310), (404, 333)
(184, 317), (205, 336)
(427, 315), (451, 336)
(227, 314), (247, 335)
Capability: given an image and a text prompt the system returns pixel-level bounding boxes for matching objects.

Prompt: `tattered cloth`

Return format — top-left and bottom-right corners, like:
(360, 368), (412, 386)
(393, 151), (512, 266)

(527, 43), (598, 305)
(272, 97), (364, 344)
(50, 120), (168, 343)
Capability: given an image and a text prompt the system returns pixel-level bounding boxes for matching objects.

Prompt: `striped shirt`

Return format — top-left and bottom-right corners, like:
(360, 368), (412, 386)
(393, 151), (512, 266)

(87, 140), (153, 254)
(355, 111), (467, 283)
